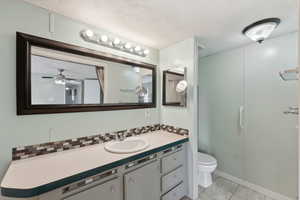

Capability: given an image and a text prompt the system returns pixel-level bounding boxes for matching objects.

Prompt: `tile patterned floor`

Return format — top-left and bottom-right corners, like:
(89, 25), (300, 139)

(198, 176), (274, 200)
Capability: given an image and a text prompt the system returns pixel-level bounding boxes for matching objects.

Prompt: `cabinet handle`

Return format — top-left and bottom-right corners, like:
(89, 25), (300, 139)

(239, 106), (244, 129)
(173, 157), (177, 161)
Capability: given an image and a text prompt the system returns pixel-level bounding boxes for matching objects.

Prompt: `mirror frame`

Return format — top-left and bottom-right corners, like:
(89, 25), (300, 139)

(162, 70), (185, 106)
(16, 32), (156, 115)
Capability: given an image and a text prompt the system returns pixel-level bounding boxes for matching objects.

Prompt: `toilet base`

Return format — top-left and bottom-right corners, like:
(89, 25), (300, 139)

(198, 171), (213, 188)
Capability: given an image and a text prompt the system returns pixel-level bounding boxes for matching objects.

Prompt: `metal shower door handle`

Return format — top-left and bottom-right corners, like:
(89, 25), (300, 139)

(239, 106), (244, 129)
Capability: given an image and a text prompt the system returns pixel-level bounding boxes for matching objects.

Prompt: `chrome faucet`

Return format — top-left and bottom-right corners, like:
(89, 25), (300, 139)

(116, 131), (127, 141)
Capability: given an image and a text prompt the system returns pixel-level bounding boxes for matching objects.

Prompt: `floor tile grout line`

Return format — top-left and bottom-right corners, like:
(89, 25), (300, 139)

(229, 184), (240, 200)
(215, 175), (240, 200)
(199, 175), (273, 200)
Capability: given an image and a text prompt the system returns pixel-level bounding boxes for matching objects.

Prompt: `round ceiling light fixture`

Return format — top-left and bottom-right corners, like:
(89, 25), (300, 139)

(242, 18), (281, 43)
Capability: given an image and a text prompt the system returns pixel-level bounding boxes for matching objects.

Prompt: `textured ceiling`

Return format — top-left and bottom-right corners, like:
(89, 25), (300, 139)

(24, 0), (298, 55)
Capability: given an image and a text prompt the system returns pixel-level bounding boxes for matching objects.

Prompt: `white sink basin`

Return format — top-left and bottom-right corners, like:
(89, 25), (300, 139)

(104, 137), (149, 154)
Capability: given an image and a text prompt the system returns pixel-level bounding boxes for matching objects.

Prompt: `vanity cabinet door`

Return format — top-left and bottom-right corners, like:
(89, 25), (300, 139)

(65, 178), (121, 200)
(124, 160), (160, 200)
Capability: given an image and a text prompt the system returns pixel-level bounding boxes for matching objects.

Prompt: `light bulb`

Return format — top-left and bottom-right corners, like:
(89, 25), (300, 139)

(100, 35), (108, 42)
(85, 30), (94, 37)
(125, 43), (132, 49)
(135, 46), (141, 52)
(143, 49), (149, 55)
(113, 38), (120, 45)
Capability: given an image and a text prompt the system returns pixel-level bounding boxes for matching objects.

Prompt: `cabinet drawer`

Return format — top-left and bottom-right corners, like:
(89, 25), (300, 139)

(161, 183), (184, 200)
(161, 150), (183, 174)
(162, 167), (183, 193)
(64, 178), (121, 200)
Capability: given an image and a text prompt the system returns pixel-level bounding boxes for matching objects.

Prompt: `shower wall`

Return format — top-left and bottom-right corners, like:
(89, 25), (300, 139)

(198, 32), (298, 199)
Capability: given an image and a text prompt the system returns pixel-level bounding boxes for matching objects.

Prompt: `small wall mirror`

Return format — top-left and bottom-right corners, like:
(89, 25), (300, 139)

(17, 33), (156, 115)
(162, 68), (187, 107)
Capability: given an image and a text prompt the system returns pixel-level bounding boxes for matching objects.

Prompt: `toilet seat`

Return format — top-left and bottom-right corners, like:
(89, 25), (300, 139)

(198, 152), (217, 166)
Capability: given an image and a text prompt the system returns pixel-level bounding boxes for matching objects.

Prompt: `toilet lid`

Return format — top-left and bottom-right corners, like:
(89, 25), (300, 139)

(198, 153), (217, 165)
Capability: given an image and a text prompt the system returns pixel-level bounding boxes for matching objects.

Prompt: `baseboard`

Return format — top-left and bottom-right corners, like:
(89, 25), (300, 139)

(215, 170), (295, 200)
(181, 196), (192, 200)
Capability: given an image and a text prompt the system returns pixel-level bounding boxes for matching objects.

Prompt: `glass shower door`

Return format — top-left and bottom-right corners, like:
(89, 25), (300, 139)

(198, 32), (298, 199)
(243, 33), (298, 198)
(198, 48), (245, 179)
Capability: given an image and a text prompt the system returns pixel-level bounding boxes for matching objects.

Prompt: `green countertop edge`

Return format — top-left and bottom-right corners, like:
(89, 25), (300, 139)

(1, 138), (189, 198)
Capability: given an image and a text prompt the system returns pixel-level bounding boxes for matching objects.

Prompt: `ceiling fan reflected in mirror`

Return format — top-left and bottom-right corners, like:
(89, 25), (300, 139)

(42, 69), (67, 85)
(42, 69), (97, 85)
(54, 69), (66, 85)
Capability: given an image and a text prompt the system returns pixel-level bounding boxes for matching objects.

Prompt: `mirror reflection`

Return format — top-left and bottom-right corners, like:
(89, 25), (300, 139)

(31, 46), (153, 105)
(162, 70), (186, 106)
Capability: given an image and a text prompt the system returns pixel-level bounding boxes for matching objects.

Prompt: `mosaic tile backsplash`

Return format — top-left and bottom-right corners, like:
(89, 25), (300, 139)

(12, 124), (189, 161)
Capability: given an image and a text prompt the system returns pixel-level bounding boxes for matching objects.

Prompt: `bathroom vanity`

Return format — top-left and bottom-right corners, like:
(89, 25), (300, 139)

(1, 131), (188, 200)
(1, 33), (190, 200)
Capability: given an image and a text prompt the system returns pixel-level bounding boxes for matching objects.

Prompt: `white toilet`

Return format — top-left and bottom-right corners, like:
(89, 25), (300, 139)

(197, 152), (217, 188)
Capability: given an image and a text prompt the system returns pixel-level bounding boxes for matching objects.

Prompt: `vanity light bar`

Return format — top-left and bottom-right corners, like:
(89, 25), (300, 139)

(80, 29), (149, 57)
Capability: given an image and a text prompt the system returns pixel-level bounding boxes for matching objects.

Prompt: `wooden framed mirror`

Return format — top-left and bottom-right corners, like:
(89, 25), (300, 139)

(162, 70), (186, 107)
(16, 32), (156, 115)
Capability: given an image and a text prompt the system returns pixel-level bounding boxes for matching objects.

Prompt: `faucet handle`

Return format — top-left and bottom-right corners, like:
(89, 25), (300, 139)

(113, 133), (120, 140)
(116, 130), (126, 141)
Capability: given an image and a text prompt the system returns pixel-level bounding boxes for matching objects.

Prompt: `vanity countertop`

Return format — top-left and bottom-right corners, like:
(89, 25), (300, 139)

(1, 131), (188, 198)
